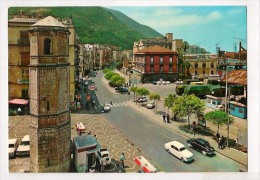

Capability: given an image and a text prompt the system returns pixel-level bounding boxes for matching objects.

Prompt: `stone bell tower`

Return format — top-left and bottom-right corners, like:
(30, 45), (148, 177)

(28, 16), (71, 172)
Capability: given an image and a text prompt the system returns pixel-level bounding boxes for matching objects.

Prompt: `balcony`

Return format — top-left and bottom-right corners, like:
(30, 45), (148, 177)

(17, 38), (30, 45)
(17, 78), (29, 84)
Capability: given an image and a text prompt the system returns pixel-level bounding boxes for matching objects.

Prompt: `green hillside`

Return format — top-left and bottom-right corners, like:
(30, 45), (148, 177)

(8, 6), (162, 50)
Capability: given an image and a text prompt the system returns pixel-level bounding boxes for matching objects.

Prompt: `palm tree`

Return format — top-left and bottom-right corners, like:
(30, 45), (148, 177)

(164, 94), (177, 114)
(130, 86), (138, 102)
(149, 93), (161, 112)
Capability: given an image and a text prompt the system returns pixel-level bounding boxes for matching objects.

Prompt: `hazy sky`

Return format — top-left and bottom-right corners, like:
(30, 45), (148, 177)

(109, 6), (247, 54)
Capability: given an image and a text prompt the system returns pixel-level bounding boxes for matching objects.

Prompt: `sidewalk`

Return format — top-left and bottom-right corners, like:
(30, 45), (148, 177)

(126, 100), (248, 168)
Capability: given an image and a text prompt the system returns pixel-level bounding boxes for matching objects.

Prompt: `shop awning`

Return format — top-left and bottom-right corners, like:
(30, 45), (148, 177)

(9, 99), (29, 105)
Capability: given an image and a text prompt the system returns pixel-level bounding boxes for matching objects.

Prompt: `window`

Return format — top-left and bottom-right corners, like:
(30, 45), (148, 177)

(21, 68), (29, 81)
(150, 65), (154, 72)
(44, 38), (52, 55)
(160, 65), (163, 72)
(202, 63), (206, 68)
(47, 101), (50, 111)
(150, 57), (154, 63)
(21, 89), (28, 99)
(203, 70), (205, 74)
(211, 70), (214, 74)
(239, 109), (244, 113)
(169, 65), (172, 72)
(195, 71), (198, 75)
(231, 107), (235, 111)
(211, 63), (214, 68)
(170, 57), (172, 63)
(160, 57), (163, 63)
(195, 63), (198, 68)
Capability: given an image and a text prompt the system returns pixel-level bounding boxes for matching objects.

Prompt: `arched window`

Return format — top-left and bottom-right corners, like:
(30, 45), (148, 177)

(44, 38), (51, 55)
(202, 63), (206, 68)
(195, 63), (198, 68)
(211, 63), (214, 68)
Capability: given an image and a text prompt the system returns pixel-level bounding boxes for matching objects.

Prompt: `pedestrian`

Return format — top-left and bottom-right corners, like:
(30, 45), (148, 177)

(17, 107), (22, 116)
(110, 98), (113, 105)
(100, 158), (106, 172)
(166, 114), (170, 123)
(220, 135), (225, 149)
(120, 153), (126, 168)
(216, 132), (220, 148)
(163, 114), (166, 123)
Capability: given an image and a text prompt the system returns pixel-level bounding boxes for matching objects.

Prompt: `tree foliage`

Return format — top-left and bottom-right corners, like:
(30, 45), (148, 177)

(172, 94), (205, 127)
(104, 71), (118, 80)
(150, 93), (161, 112)
(136, 88), (150, 97)
(205, 110), (234, 133)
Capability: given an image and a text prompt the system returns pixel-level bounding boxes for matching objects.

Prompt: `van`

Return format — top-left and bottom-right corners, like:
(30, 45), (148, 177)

(9, 138), (18, 158)
(16, 135), (30, 157)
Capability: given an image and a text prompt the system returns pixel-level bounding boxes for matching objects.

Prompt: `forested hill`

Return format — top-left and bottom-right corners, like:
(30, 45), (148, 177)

(8, 6), (162, 50)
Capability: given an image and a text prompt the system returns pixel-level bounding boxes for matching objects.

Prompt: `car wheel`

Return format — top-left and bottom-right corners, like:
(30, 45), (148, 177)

(202, 151), (207, 156)
(181, 157), (185, 162)
(166, 148), (169, 152)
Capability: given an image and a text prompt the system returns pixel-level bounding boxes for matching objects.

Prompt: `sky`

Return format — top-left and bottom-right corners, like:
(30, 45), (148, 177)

(109, 6), (247, 54)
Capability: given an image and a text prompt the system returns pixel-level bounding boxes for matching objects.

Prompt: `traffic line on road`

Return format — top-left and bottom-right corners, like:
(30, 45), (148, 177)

(160, 132), (172, 140)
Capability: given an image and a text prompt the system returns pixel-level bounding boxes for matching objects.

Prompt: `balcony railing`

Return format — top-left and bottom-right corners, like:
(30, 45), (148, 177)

(17, 78), (29, 84)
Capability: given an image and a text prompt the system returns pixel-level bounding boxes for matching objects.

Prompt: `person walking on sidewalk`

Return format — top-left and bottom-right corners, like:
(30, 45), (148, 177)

(120, 153), (126, 168)
(166, 114), (170, 123)
(163, 114), (166, 123)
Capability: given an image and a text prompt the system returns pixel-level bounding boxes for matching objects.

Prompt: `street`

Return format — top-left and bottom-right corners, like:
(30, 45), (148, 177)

(8, 70), (245, 173)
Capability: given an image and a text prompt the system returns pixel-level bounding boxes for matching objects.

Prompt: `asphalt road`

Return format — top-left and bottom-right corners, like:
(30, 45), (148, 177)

(89, 70), (243, 172)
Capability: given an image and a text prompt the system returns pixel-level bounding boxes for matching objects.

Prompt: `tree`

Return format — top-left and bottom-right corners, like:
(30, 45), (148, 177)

(110, 75), (125, 87)
(204, 110), (234, 134)
(182, 41), (189, 77)
(105, 71), (118, 80)
(149, 93), (160, 112)
(172, 94), (205, 128)
(130, 86), (138, 102)
(136, 88), (150, 106)
(164, 94), (176, 114)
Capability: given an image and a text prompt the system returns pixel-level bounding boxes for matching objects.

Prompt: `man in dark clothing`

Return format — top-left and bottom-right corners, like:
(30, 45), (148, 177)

(166, 114), (170, 123)
(163, 114), (166, 122)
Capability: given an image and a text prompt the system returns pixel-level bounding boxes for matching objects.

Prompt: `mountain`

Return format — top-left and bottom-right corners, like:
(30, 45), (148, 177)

(8, 6), (162, 50)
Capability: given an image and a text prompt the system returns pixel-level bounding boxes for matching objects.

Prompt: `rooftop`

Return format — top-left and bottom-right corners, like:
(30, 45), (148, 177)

(222, 69), (247, 86)
(31, 16), (66, 28)
(135, 45), (175, 54)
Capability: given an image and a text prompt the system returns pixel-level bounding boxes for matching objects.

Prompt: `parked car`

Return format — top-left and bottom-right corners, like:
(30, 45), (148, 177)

(137, 96), (147, 103)
(187, 138), (215, 156)
(161, 81), (167, 85)
(115, 86), (122, 91)
(96, 148), (112, 165)
(146, 101), (155, 109)
(175, 81), (183, 85)
(9, 138), (18, 158)
(156, 81), (162, 85)
(166, 81), (170, 85)
(16, 135), (30, 157)
(152, 81), (157, 85)
(103, 103), (111, 112)
(118, 87), (130, 94)
(164, 141), (194, 163)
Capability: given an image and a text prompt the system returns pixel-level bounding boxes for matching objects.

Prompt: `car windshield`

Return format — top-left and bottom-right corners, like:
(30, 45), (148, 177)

(21, 141), (29, 145)
(179, 147), (186, 151)
(9, 144), (14, 148)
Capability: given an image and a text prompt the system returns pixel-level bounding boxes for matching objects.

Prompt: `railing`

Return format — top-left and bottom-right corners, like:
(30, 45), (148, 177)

(17, 78), (29, 84)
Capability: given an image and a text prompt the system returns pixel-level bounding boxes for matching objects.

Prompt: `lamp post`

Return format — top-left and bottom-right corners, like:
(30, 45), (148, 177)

(227, 88), (231, 147)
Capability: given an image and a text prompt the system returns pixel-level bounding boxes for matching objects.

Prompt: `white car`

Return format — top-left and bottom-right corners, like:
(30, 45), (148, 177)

(166, 81), (171, 85)
(103, 103), (111, 112)
(161, 81), (167, 85)
(164, 141), (194, 163)
(137, 96), (147, 103)
(146, 101), (155, 109)
(9, 138), (18, 158)
(16, 135), (30, 157)
(97, 148), (112, 165)
(175, 81), (183, 85)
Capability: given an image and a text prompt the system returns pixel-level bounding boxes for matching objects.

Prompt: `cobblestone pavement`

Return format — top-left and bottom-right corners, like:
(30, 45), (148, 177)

(9, 113), (145, 173)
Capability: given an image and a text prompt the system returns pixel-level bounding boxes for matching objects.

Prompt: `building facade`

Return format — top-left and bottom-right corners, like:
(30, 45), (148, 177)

(132, 45), (178, 83)
(28, 16), (71, 172)
(8, 13), (77, 109)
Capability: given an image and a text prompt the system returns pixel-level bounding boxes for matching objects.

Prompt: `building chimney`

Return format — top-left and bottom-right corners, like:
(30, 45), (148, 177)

(165, 33), (173, 40)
